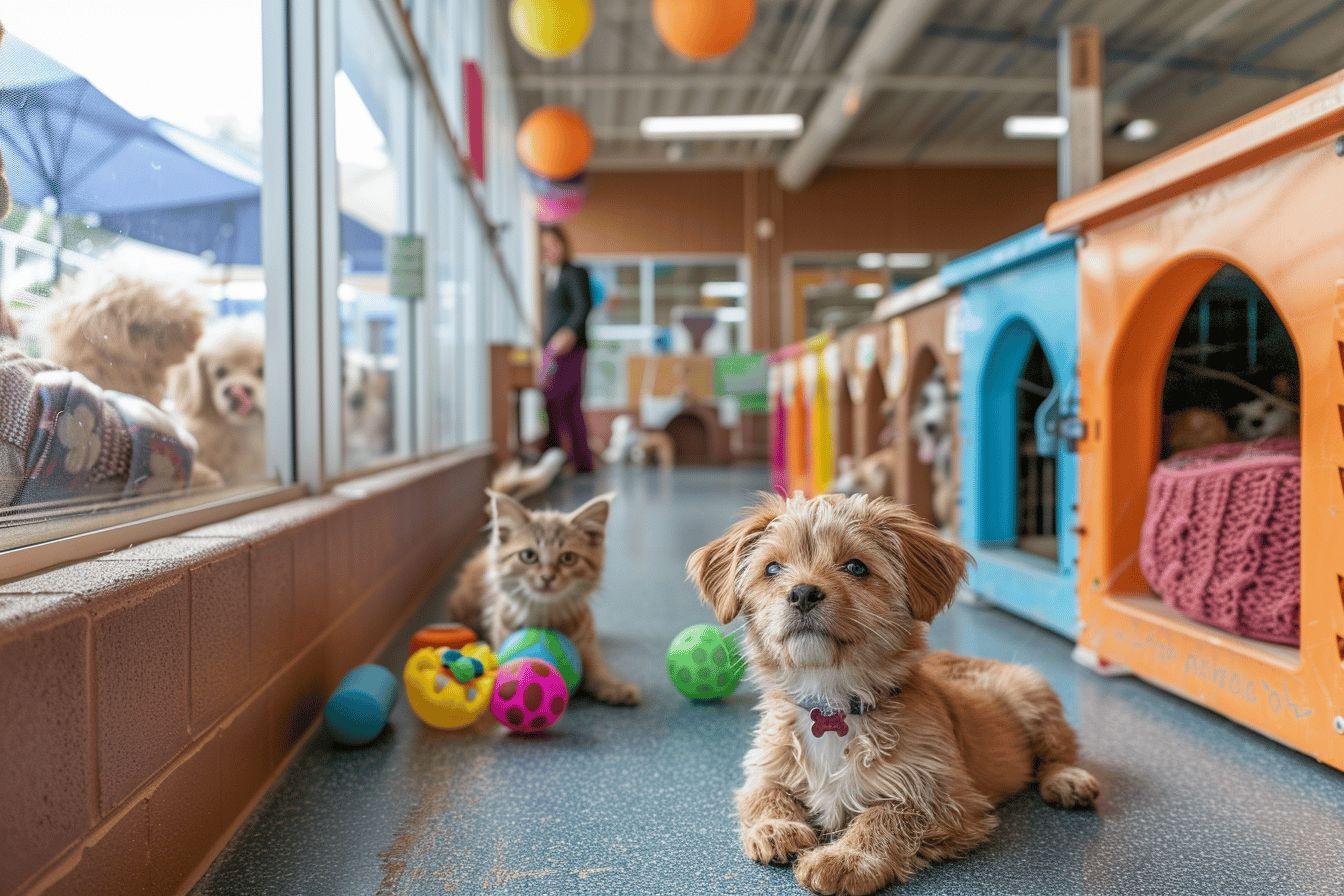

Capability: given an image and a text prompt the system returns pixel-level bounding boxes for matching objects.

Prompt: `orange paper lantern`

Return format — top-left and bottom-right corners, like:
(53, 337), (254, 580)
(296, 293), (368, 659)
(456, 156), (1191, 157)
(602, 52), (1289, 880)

(516, 106), (593, 180)
(653, 0), (755, 61)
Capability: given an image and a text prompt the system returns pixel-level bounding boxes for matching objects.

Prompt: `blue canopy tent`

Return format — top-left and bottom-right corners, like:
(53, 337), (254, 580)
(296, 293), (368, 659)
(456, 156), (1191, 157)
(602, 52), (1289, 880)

(0, 36), (384, 275)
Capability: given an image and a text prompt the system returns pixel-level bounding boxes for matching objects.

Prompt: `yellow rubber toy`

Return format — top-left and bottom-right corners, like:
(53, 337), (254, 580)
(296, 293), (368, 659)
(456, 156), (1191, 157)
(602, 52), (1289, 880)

(403, 642), (499, 730)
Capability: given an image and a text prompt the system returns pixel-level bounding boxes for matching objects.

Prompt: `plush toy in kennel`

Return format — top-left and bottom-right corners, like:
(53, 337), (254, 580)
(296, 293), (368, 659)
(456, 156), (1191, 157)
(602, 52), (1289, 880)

(1047, 70), (1344, 770)
(943, 226), (1081, 639)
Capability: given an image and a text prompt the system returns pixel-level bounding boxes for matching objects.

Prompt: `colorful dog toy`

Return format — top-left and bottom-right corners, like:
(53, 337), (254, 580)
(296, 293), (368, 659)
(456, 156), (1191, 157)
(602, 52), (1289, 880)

(666, 624), (744, 701)
(490, 659), (569, 733)
(324, 664), (398, 746)
(408, 622), (478, 655)
(497, 627), (583, 696)
(404, 642), (499, 730)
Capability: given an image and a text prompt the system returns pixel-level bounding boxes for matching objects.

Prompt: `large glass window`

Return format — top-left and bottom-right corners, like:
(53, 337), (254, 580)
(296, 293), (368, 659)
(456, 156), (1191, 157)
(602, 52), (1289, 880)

(335, 0), (413, 472)
(0, 0), (527, 566)
(0, 1), (274, 549)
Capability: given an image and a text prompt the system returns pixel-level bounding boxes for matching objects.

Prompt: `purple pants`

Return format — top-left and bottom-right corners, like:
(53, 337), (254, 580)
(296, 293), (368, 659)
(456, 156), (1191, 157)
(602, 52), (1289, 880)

(540, 347), (594, 472)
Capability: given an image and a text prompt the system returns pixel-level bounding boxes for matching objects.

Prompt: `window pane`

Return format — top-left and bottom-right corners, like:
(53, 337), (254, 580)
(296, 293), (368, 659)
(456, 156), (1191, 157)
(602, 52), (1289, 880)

(0, 1), (273, 549)
(336, 0), (412, 471)
(588, 261), (642, 327)
(652, 260), (746, 353)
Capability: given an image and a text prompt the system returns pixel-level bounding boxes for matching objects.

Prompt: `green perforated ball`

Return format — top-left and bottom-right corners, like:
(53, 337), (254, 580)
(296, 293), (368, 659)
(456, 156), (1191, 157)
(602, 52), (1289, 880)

(666, 624), (744, 701)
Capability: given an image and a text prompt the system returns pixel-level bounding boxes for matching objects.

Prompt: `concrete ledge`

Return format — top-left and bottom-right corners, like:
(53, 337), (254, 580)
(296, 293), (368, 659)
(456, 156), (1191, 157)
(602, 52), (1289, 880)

(0, 449), (491, 895)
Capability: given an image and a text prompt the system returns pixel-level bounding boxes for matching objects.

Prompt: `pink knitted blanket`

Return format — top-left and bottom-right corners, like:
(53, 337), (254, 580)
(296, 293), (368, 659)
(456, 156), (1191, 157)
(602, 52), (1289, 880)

(1139, 437), (1300, 645)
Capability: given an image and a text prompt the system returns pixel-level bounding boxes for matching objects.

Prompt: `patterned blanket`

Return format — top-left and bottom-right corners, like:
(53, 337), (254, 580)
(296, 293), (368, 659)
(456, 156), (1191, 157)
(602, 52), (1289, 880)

(0, 345), (197, 508)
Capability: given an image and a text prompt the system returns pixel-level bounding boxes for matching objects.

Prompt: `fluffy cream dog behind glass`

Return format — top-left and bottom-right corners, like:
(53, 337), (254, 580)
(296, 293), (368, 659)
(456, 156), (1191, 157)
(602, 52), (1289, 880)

(44, 271), (206, 406)
(169, 316), (267, 485)
(688, 493), (1098, 895)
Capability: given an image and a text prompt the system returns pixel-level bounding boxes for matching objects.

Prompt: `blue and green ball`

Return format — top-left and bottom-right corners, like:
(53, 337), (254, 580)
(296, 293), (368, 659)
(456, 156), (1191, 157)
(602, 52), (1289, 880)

(498, 628), (583, 696)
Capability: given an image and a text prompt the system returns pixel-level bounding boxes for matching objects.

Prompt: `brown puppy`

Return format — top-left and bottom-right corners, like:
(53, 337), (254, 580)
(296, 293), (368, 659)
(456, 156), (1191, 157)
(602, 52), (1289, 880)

(688, 493), (1097, 895)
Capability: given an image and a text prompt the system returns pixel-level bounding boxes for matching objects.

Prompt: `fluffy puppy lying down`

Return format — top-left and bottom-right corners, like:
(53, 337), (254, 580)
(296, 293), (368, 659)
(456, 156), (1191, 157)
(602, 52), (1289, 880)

(689, 494), (1097, 895)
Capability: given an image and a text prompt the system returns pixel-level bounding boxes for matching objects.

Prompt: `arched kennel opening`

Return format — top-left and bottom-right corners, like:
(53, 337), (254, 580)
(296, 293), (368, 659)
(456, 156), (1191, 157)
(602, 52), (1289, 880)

(1142, 264), (1302, 647)
(975, 318), (1062, 563)
(906, 346), (941, 526)
(858, 365), (889, 458)
(1015, 342), (1057, 561)
(834, 377), (855, 463)
(1160, 266), (1300, 455)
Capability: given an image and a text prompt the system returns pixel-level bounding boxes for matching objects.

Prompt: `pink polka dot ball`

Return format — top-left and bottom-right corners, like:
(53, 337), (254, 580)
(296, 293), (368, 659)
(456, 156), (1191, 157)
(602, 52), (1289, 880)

(490, 658), (569, 733)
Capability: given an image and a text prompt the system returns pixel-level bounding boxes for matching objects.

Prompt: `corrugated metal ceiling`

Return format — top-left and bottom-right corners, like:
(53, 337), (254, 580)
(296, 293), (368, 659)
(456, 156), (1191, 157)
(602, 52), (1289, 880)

(504, 0), (1344, 170)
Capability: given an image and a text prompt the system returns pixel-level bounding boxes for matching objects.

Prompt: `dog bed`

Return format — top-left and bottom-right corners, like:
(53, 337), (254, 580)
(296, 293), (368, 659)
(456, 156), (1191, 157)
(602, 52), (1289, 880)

(1139, 437), (1300, 645)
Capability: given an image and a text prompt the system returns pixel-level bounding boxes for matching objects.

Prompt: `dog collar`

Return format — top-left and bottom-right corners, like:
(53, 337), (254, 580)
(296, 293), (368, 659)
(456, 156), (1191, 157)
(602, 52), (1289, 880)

(793, 687), (902, 738)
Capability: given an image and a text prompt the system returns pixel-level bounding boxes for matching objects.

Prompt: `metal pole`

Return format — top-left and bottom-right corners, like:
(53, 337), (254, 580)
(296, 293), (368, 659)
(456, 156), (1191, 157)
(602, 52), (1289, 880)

(1058, 26), (1104, 199)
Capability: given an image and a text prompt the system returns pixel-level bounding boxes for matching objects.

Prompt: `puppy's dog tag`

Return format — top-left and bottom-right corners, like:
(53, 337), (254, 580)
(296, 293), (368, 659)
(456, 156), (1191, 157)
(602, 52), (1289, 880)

(809, 707), (849, 738)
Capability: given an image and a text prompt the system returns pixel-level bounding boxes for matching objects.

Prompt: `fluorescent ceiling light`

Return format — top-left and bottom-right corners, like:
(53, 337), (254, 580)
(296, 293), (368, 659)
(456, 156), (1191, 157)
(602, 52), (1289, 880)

(1004, 115), (1068, 139)
(854, 283), (885, 300)
(1121, 118), (1158, 142)
(857, 252), (886, 269)
(887, 252), (933, 269)
(640, 113), (804, 141)
(701, 281), (748, 299)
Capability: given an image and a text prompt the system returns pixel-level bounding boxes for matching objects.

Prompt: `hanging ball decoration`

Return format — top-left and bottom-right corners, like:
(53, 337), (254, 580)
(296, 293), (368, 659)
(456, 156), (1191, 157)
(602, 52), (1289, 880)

(536, 190), (586, 224)
(517, 106), (593, 181)
(509, 0), (594, 60)
(653, 0), (756, 61)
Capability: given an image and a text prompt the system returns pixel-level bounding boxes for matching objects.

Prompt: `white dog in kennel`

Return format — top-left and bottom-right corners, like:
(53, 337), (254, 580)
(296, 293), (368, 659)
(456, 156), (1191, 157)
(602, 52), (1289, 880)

(912, 366), (957, 530)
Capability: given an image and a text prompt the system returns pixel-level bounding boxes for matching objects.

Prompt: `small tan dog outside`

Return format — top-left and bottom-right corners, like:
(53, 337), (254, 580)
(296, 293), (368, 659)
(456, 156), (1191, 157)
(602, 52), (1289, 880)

(688, 492), (1098, 895)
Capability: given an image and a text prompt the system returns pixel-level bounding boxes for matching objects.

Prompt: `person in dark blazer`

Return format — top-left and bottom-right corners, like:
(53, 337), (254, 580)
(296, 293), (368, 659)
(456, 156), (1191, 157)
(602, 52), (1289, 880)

(538, 224), (594, 472)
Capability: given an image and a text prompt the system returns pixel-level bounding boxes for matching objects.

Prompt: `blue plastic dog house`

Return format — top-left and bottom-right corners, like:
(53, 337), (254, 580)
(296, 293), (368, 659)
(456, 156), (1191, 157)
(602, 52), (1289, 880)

(942, 226), (1080, 639)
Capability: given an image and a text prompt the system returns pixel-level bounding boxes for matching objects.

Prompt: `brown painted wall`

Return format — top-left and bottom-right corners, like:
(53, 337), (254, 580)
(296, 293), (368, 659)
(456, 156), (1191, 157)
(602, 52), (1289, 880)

(778, 166), (1057, 254)
(0, 452), (491, 896)
(564, 166), (1057, 348)
(566, 170), (747, 255)
(568, 166), (1056, 256)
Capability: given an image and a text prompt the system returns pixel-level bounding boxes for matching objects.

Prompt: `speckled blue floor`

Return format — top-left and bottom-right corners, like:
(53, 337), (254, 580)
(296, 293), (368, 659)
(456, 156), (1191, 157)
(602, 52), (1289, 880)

(194, 466), (1344, 896)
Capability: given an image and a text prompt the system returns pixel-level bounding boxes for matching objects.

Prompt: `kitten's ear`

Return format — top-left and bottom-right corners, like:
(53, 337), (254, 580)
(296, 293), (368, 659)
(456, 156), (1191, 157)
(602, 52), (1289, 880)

(866, 498), (970, 623)
(686, 493), (783, 624)
(567, 491), (614, 546)
(486, 489), (531, 541)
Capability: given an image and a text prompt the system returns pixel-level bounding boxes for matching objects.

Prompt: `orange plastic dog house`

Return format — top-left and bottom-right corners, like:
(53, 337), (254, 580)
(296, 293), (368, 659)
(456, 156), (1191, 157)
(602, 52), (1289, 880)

(1048, 72), (1344, 769)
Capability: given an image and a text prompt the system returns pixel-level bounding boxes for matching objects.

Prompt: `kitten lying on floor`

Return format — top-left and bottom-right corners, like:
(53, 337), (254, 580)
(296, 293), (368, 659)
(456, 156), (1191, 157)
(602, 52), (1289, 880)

(447, 490), (641, 706)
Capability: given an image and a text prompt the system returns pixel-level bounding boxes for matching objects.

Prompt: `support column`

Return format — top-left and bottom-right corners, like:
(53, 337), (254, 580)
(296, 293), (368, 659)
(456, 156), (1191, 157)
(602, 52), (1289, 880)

(1058, 25), (1103, 198)
(745, 168), (785, 350)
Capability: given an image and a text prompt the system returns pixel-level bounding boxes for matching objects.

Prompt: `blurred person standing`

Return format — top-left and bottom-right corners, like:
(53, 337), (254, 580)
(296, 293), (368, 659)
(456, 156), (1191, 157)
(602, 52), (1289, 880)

(537, 224), (594, 472)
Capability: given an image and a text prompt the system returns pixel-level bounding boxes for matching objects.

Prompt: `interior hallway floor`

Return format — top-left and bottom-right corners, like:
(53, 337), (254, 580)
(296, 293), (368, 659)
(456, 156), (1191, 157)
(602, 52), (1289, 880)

(194, 466), (1344, 896)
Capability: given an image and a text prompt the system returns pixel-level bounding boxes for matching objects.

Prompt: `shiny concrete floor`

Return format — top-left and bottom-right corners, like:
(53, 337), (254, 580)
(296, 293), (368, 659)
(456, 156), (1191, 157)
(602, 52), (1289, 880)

(195, 466), (1344, 896)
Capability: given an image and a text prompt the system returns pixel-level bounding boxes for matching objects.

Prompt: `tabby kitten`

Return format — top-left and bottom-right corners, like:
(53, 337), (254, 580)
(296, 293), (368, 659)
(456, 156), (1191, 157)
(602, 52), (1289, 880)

(447, 490), (641, 705)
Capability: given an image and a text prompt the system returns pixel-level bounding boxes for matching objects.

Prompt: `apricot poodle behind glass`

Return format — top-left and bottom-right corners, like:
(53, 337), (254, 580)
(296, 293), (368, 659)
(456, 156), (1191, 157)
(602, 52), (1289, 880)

(688, 493), (1098, 895)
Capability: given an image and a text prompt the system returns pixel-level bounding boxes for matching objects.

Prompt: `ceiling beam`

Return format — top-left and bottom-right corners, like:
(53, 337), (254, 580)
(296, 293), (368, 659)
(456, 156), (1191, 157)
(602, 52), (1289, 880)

(777, 0), (946, 191)
(513, 72), (1056, 95)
